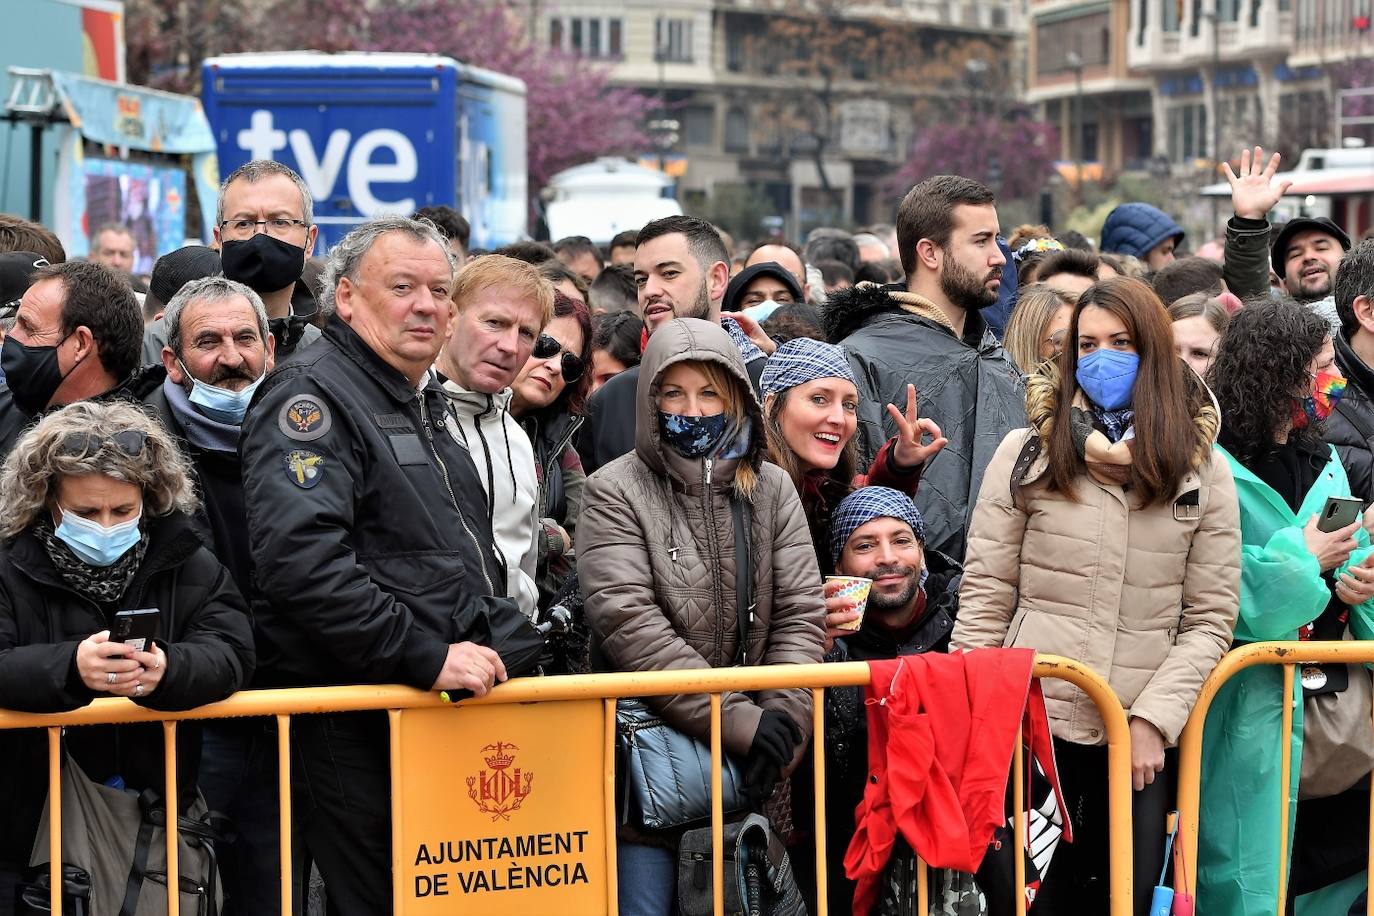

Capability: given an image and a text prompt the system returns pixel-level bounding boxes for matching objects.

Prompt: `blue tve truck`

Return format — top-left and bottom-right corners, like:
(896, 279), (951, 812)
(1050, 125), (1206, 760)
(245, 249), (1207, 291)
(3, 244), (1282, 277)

(202, 52), (527, 250)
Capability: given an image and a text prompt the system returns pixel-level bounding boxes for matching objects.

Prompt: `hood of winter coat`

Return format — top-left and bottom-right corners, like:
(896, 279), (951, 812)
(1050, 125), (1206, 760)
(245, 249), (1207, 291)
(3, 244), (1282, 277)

(821, 281), (993, 347)
(634, 317), (766, 481)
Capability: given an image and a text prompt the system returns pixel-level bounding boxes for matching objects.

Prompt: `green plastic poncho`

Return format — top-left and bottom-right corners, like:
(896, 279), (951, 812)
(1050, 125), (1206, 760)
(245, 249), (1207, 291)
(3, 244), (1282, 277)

(1197, 444), (1374, 915)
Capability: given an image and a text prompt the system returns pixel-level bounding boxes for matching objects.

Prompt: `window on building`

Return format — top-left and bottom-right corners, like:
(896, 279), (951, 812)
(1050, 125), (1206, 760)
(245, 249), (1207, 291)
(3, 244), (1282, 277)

(550, 16), (625, 58)
(1137, 0), (1149, 45)
(726, 27), (744, 72)
(1034, 11), (1112, 73)
(724, 107), (750, 153)
(1164, 0), (1181, 30)
(683, 106), (715, 148)
(1297, 0), (1316, 39)
(656, 18), (694, 63)
(1190, 0), (1203, 35)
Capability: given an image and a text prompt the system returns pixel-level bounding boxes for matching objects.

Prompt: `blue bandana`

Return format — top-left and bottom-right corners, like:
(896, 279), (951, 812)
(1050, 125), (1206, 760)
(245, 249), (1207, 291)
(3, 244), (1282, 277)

(760, 338), (857, 399)
(829, 486), (926, 566)
(721, 316), (766, 364)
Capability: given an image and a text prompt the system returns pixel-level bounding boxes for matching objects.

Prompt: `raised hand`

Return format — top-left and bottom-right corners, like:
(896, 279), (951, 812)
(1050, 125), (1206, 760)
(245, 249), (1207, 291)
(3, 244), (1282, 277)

(1223, 146), (1292, 220)
(887, 384), (948, 468)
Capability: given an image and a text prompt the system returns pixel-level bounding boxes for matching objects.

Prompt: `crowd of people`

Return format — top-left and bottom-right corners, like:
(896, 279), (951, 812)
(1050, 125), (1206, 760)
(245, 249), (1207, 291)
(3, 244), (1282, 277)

(0, 143), (1372, 916)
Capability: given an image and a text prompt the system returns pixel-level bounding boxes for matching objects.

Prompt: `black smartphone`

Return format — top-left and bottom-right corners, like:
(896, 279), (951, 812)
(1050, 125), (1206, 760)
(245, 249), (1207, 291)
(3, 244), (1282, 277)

(1317, 496), (1364, 533)
(112, 608), (159, 652)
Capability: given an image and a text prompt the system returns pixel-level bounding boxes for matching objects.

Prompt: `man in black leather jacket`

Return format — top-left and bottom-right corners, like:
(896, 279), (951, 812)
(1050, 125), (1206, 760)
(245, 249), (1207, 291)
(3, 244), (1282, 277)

(1327, 239), (1374, 501)
(239, 215), (542, 915)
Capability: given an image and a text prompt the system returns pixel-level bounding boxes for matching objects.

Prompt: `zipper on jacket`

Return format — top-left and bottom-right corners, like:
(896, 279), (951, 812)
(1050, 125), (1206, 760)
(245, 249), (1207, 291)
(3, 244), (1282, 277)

(702, 457), (726, 666)
(418, 394), (496, 596)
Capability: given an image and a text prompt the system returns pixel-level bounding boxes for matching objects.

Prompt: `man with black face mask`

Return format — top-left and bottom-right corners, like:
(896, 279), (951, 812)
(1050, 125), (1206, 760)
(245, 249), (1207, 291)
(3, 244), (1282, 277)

(140, 160), (322, 365)
(822, 175), (1025, 560)
(0, 260), (147, 459)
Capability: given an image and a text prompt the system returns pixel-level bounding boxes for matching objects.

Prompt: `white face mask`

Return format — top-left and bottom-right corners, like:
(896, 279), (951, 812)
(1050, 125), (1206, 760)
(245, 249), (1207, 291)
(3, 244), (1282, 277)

(54, 506), (142, 567)
(742, 299), (784, 323)
(179, 359), (266, 425)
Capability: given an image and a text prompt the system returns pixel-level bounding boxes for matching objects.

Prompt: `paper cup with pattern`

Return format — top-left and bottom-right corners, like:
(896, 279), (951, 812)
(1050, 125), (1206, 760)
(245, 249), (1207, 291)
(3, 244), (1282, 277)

(825, 576), (872, 631)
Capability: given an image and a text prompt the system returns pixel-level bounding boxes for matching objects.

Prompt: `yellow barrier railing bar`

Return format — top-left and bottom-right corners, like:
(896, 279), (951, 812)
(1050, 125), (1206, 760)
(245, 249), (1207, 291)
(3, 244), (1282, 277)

(47, 726), (60, 916)
(276, 713), (292, 916)
(1014, 724), (1027, 916)
(164, 719), (180, 916)
(603, 697), (618, 916)
(3, 656), (1132, 916)
(1177, 640), (1374, 914)
(710, 693), (725, 916)
(389, 709), (404, 915)
(812, 687), (829, 916)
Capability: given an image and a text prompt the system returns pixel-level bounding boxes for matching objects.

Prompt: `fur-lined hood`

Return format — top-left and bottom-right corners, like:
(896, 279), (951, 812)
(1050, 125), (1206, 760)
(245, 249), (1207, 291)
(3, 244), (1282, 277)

(823, 281), (994, 347)
(1024, 359), (1221, 475)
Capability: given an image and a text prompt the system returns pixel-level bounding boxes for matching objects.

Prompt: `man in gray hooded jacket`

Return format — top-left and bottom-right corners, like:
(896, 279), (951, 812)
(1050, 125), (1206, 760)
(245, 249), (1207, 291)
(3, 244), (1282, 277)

(435, 254), (553, 618)
(823, 175), (1025, 560)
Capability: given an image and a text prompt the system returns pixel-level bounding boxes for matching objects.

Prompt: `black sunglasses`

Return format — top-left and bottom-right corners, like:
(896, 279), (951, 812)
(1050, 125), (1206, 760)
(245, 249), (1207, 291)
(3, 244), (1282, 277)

(59, 430), (149, 459)
(532, 334), (585, 384)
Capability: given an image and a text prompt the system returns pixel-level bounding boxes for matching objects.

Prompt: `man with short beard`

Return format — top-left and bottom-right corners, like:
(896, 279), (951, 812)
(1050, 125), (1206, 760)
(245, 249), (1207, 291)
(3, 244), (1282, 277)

(579, 215), (769, 473)
(1273, 216), (1351, 336)
(823, 175), (1025, 560)
(798, 486), (964, 914)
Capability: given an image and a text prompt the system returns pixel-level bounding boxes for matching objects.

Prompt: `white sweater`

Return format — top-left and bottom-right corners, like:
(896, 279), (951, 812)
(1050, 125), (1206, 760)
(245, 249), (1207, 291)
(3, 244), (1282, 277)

(440, 379), (541, 619)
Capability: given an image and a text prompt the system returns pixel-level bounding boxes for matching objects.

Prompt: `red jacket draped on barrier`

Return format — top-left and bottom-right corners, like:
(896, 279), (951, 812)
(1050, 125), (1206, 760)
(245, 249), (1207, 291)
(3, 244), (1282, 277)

(844, 649), (1070, 915)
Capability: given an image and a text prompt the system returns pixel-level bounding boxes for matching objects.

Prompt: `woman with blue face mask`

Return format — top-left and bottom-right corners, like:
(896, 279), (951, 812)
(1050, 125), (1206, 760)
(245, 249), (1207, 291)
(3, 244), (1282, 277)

(578, 317), (825, 916)
(953, 277), (1242, 916)
(0, 400), (255, 897)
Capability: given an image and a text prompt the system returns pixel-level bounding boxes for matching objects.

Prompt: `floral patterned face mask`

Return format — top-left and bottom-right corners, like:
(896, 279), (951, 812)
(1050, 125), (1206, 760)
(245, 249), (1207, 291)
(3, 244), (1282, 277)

(1291, 369), (1348, 429)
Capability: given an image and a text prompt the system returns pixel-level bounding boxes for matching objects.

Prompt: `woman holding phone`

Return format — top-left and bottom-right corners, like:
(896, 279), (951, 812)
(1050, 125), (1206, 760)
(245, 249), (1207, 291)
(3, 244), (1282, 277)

(1198, 298), (1374, 914)
(0, 401), (254, 905)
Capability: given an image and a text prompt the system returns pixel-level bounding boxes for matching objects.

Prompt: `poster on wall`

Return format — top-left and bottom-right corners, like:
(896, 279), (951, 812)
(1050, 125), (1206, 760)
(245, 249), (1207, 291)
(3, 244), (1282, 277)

(76, 158), (186, 275)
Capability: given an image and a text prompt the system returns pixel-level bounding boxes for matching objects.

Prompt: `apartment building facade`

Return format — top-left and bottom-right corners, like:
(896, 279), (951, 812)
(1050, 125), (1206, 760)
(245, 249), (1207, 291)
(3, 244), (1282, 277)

(533, 0), (1021, 232)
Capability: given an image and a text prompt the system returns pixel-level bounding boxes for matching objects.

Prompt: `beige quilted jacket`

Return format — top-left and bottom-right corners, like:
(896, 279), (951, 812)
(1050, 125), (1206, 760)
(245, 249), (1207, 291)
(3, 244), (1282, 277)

(578, 318), (826, 757)
(952, 370), (1241, 746)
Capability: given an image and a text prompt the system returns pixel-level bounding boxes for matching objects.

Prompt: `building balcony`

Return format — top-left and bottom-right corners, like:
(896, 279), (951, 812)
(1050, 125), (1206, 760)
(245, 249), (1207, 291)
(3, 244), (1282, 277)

(1130, 3), (1294, 71)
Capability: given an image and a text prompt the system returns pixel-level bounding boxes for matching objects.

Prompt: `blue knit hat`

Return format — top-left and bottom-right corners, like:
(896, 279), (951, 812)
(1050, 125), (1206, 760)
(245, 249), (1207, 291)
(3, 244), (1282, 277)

(829, 486), (925, 565)
(760, 337), (857, 399)
(1100, 203), (1185, 260)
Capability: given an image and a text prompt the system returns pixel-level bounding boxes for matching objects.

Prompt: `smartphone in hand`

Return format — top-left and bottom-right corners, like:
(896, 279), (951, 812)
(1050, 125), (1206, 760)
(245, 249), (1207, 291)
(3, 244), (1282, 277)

(112, 608), (159, 653)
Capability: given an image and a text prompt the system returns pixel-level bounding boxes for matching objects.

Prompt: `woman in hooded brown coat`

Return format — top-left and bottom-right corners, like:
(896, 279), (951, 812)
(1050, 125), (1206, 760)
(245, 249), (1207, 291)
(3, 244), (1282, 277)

(578, 317), (825, 916)
(952, 278), (1241, 916)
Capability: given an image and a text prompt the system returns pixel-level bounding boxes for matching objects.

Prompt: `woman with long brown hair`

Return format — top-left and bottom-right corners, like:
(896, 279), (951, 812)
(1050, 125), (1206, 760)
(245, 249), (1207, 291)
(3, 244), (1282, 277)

(952, 276), (1242, 915)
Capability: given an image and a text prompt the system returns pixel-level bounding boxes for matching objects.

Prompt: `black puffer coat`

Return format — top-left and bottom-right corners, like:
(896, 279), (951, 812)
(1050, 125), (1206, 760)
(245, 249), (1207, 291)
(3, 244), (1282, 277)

(823, 283), (1026, 560)
(0, 512), (255, 865)
(1327, 333), (1374, 502)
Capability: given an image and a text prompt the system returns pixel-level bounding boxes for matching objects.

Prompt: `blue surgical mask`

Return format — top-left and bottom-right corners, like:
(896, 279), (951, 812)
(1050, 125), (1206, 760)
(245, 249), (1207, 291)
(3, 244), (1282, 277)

(1075, 349), (1140, 411)
(180, 360), (265, 425)
(55, 507), (142, 567)
(658, 411), (729, 459)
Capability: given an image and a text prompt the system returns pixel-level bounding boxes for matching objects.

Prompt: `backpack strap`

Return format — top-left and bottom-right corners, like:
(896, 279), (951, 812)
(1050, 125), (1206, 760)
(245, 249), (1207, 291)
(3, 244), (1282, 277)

(732, 498), (755, 668)
(1010, 433), (1043, 506)
(119, 801), (157, 916)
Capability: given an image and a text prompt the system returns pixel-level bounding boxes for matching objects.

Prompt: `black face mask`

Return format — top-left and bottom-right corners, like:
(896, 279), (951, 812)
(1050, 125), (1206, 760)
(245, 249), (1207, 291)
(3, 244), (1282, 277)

(221, 234), (306, 294)
(1, 332), (73, 417)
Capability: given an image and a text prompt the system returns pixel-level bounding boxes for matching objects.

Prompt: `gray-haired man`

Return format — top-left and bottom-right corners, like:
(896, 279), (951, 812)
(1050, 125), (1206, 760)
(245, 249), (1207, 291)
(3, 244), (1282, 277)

(239, 215), (543, 914)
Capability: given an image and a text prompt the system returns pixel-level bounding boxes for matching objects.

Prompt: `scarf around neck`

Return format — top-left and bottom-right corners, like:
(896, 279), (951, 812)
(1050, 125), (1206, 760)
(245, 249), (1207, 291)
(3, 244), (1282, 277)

(33, 518), (149, 606)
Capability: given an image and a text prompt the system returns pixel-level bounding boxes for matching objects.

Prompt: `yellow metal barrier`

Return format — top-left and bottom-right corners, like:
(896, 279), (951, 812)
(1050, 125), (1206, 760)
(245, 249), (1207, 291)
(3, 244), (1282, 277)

(1177, 640), (1374, 916)
(0, 655), (1133, 915)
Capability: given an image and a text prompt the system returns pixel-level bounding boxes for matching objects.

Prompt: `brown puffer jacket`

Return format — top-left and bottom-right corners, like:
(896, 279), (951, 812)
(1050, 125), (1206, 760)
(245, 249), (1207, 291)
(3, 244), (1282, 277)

(952, 367), (1240, 746)
(578, 318), (826, 758)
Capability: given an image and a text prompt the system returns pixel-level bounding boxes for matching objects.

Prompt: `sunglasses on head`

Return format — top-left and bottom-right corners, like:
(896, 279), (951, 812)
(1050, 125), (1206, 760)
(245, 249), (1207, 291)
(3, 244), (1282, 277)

(59, 430), (149, 459)
(532, 334), (585, 383)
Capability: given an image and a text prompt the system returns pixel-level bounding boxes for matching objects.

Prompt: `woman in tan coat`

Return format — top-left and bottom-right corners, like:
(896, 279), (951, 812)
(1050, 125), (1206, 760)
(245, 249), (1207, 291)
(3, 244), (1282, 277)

(579, 317), (825, 916)
(952, 277), (1241, 916)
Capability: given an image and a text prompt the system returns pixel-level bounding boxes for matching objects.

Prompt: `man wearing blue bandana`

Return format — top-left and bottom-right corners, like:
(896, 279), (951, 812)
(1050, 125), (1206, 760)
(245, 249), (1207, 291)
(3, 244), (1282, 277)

(795, 485), (964, 914)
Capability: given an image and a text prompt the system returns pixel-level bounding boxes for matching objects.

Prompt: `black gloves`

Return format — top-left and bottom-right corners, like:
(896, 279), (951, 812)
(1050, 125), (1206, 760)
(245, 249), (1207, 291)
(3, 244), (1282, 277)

(744, 710), (804, 809)
(1069, 406), (1095, 460)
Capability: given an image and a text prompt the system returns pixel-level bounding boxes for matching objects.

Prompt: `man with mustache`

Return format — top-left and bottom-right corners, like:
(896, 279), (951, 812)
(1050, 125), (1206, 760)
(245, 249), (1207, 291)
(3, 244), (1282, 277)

(823, 175), (1025, 560)
(434, 255), (554, 618)
(240, 217), (542, 914)
(1220, 147), (1352, 335)
(800, 486), (964, 914)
